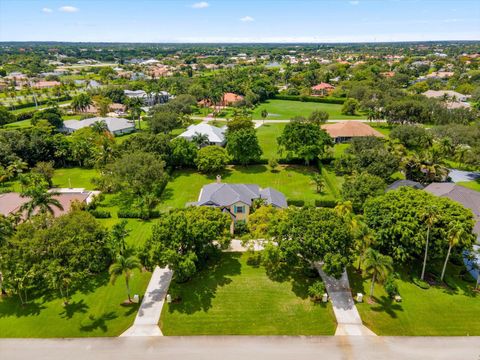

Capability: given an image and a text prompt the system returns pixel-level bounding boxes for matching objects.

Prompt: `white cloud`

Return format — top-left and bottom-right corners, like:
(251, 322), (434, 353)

(349, 1), (360, 5)
(42, 7), (53, 13)
(240, 16), (254, 22)
(59, 6), (79, 13)
(191, 2), (209, 9)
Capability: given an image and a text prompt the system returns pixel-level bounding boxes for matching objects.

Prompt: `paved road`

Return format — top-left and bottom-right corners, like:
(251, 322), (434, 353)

(121, 266), (173, 337)
(316, 265), (376, 336)
(1, 336), (479, 360)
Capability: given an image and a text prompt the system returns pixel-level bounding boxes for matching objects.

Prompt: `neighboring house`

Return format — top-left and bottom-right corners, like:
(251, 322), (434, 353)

(124, 89), (170, 106)
(422, 90), (468, 102)
(62, 117), (135, 136)
(178, 123), (226, 146)
(222, 92), (244, 106)
(311, 82), (335, 96)
(321, 122), (384, 143)
(0, 189), (97, 218)
(192, 178), (287, 231)
(32, 80), (61, 89)
(424, 183), (480, 243)
(386, 180), (424, 192)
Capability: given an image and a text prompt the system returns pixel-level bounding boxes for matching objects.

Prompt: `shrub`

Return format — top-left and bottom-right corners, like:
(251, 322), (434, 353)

(287, 199), (305, 207)
(412, 276), (430, 289)
(118, 209), (160, 219)
(274, 95), (345, 104)
(384, 275), (399, 298)
(268, 157), (279, 172)
(308, 280), (326, 302)
(88, 209), (111, 218)
(315, 199), (337, 208)
(233, 221), (248, 236)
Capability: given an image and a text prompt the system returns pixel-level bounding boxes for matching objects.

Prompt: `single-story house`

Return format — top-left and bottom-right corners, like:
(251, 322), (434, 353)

(222, 93), (244, 106)
(422, 90), (468, 102)
(321, 122), (384, 143)
(124, 89), (170, 106)
(192, 178), (287, 231)
(424, 183), (480, 243)
(62, 117), (135, 136)
(178, 123), (226, 146)
(0, 189), (97, 218)
(386, 180), (424, 192)
(311, 82), (335, 96)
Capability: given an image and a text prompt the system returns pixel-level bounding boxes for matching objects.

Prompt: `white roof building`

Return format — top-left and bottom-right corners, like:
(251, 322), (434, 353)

(62, 117), (135, 136)
(422, 90), (468, 102)
(178, 123), (226, 146)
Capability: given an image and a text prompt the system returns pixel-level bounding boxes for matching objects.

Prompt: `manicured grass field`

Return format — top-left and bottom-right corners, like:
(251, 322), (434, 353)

(4, 119), (32, 129)
(256, 123), (286, 159)
(160, 252), (336, 335)
(252, 99), (365, 120)
(52, 167), (99, 189)
(160, 165), (340, 211)
(349, 264), (480, 336)
(0, 270), (151, 337)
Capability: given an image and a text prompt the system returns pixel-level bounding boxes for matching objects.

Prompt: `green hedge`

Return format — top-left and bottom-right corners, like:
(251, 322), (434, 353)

(314, 199), (338, 208)
(117, 209), (160, 220)
(273, 95), (345, 104)
(88, 209), (111, 218)
(412, 276), (430, 289)
(287, 199), (305, 207)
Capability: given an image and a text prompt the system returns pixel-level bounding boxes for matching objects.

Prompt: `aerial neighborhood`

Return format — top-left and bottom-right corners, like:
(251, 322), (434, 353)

(0, 1), (479, 358)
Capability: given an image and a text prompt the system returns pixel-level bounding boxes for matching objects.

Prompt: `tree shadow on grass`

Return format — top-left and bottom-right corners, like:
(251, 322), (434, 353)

(79, 311), (118, 333)
(264, 262), (318, 300)
(0, 296), (46, 318)
(167, 253), (242, 315)
(59, 300), (89, 319)
(370, 296), (404, 319)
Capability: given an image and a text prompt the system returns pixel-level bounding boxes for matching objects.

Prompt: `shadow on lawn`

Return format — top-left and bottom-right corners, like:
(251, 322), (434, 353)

(59, 299), (89, 319)
(264, 262), (317, 300)
(167, 253), (242, 314)
(79, 311), (118, 333)
(0, 296), (46, 318)
(370, 296), (404, 319)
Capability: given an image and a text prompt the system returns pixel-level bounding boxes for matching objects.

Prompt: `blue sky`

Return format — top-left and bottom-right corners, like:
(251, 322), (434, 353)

(0, 0), (479, 42)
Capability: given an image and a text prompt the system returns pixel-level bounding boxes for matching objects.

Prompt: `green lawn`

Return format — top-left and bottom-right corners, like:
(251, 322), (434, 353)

(252, 99), (365, 120)
(349, 264), (480, 336)
(4, 119), (32, 129)
(52, 167), (99, 189)
(457, 180), (480, 192)
(0, 270), (151, 337)
(160, 165), (340, 211)
(256, 123), (286, 160)
(160, 252), (336, 335)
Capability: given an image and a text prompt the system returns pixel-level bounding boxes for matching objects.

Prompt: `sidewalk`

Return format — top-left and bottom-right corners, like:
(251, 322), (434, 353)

(121, 266), (173, 337)
(316, 264), (376, 336)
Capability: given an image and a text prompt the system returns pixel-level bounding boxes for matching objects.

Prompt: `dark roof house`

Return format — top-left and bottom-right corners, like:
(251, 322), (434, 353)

(387, 180), (425, 192)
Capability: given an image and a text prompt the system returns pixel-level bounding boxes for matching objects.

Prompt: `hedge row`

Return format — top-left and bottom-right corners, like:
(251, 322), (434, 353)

(117, 209), (161, 220)
(314, 199), (338, 208)
(88, 209), (111, 218)
(273, 95), (345, 104)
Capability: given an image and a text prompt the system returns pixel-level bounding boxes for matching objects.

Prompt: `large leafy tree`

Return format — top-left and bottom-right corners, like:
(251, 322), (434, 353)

(268, 207), (355, 278)
(143, 207), (231, 282)
(363, 187), (476, 266)
(277, 120), (333, 165)
(169, 137), (198, 168)
(341, 172), (386, 212)
(226, 128), (262, 165)
(195, 145), (230, 173)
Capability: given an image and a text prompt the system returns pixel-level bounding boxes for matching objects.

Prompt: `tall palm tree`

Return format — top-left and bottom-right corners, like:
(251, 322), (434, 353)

(419, 206), (438, 281)
(109, 254), (142, 302)
(440, 224), (463, 282)
(91, 120), (109, 135)
(364, 248), (393, 299)
(20, 186), (64, 219)
(125, 97), (143, 129)
(71, 93), (93, 113)
(192, 132), (209, 148)
(356, 223), (375, 271)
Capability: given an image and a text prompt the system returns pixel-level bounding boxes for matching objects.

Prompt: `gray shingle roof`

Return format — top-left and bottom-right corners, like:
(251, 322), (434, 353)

(63, 117), (135, 133)
(387, 180), (424, 192)
(197, 183), (287, 208)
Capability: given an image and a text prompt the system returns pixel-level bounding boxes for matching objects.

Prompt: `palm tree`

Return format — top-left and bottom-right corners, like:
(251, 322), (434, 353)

(20, 186), (64, 219)
(439, 137), (453, 157)
(71, 93), (93, 113)
(440, 224), (463, 282)
(356, 223), (375, 271)
(192, 132), (209, 148)
(109, 254), (142, 302)
(312, 173), (325, 193)
(364, 248), (393, 299)
(419, 206), (438, 281)
(125, 97), (143, 129)
(91, 120), (109, 135)
(334, 201), (353, 218)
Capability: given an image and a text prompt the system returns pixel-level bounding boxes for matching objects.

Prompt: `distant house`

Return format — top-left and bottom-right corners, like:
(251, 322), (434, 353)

(311, 82), (335, 96)
(386, 180), (424, 192)
(192, 179), (287, 231)
(62, 117), (135, 136)
(422, 90), (468, 102)
(222, 92), (244, 106)
(321, 122), (384, 143)
(424, 183), (480, 243)
(178, 123), (226, 146)
(0, 189), (97, 218)
(32, 80), (61, 89)
(124, 89), (170, 106)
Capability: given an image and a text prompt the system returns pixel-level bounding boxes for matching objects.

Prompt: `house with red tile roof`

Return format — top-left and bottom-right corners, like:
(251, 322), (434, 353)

(311, 82), (335, 96)
(321, 122), (384, 143)
(222, 92), (244, 106)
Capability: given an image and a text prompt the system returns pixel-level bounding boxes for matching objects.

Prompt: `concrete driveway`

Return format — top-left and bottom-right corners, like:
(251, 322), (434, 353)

(1, 336), (479, 360)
